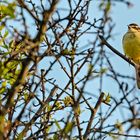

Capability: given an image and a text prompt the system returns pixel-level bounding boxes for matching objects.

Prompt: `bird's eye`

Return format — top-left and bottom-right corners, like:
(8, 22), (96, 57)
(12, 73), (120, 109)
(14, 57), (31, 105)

(133, 26), (138, 29)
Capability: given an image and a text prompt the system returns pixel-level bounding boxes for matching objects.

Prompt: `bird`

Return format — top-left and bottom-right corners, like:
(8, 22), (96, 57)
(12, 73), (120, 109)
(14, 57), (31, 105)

(123, 23), (140, 89)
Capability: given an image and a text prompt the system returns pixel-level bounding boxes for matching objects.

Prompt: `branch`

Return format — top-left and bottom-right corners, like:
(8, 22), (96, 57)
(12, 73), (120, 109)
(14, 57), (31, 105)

(83, 92), (104, 139)
(17, 0), (40, 22)
(35, 0), (59, 42)
(92, 128), (140, 138)
(99, 35), (135, 67)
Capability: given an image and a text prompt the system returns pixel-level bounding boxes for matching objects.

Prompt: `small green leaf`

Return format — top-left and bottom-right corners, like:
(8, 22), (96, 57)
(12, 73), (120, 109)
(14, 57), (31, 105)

(64, 122), (74, 134)
(1, 81), (7, 88)
(105, 1), (111, 13)
(0, 87), (6, 94)
(54, 119), (61, 130)
(55, 101), (63, 109)
(61, 48), (70, 55)
(53, 134), (59, 140)
(104, 93), (111, 104)
(0, 2), (16, 20)
(99, 68), (108, 75)
(3, 30), (8, 38)
(63, 96), (74, 106)
(0, 24), (4, 31)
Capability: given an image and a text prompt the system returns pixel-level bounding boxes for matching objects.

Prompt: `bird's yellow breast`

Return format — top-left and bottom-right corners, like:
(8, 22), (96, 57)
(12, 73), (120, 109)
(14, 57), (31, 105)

(123, 31), (140, 63)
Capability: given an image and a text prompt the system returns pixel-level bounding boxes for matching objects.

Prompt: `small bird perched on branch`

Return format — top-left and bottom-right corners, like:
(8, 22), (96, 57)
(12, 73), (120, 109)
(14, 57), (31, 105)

(123, 23), (140, 89)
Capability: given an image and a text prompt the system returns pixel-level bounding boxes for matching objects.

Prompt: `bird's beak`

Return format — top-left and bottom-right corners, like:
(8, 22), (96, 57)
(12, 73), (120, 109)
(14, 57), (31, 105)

(128, 25), (131, 29)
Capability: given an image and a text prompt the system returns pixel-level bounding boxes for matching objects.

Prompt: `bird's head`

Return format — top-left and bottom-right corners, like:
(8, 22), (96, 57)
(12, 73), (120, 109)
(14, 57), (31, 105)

(128, 23), (140, 32)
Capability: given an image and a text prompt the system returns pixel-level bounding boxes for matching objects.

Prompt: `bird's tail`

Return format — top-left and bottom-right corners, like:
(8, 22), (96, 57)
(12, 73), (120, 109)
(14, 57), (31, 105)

(135, 64), (140, 89)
